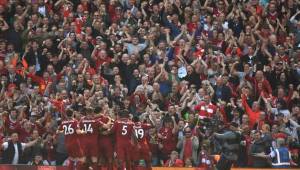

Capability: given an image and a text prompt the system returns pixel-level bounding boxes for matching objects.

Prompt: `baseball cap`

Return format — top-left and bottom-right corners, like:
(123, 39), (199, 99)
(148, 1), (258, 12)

(31, 112), (38, 116)
(96, 36), (103, 40)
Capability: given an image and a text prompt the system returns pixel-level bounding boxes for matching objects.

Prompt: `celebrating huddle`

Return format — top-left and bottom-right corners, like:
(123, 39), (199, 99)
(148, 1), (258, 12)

(57, 108), (154, 170)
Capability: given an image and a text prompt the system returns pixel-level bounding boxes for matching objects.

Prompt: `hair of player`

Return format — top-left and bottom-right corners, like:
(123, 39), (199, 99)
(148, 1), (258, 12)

(132, 116), (140, 122)
(85, 107), (94, 114)
(94, 106), (102, 114)
(119, 109), (130, 118)
(66, 109), (73, 118)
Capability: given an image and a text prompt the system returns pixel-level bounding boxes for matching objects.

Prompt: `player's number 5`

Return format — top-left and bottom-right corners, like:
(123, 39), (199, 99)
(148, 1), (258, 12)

(122, 125), (127, 135)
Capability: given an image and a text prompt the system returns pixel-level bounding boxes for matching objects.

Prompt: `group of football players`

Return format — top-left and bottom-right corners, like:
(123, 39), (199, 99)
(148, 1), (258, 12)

(57, 107), (154, 170)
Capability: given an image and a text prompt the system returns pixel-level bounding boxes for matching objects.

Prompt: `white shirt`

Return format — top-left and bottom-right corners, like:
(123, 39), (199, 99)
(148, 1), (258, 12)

(271, 108), (290, 117)
(135, 84), (153, 94)
(2, 142), (26, 164)
(38, 6), (46, 16)
(222, 21), (229, 30)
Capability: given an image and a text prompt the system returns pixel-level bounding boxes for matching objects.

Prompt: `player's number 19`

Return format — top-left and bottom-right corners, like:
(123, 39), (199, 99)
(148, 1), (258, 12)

(135, 129), (144, 139)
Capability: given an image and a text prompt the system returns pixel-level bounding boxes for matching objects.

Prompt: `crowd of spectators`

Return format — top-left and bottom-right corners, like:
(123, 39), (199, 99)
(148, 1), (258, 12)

(0, 0), (300, 168)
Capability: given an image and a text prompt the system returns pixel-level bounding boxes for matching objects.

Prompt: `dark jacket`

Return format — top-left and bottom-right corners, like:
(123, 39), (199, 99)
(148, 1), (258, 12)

(213, 85), (232, 103)
(249, 139), (271, 168)
(177, 136), (199, 165)
(2, 141), (23, 164)
(215, 130), (241, 161)
(24, 50), (49, 75)
(7, 73), (24, 87)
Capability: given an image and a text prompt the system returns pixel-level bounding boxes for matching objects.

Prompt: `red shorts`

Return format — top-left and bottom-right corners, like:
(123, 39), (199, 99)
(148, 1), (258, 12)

(131, 144), (140, 161)
(133, 143), (151, 161)
(81, 137), (99, 157)
(98, 137), (113, 159)
(65, 141), (83, 158)
(116, 142), (132, 160)
(139, 147), (151, 161)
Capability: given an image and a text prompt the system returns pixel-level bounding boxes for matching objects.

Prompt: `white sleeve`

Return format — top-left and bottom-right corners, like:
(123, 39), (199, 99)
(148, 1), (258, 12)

(43, 160), (49, 165)
(270, 150), (276, 158)
(236, 72), (244, 80)
(21, 143), (26, 150)
(206, 160), (211, 165)
(289, 118), (300, 128)
(271, 108), (277, 114)
(2, 142), (8, 150)
(138, 43), (147, 51)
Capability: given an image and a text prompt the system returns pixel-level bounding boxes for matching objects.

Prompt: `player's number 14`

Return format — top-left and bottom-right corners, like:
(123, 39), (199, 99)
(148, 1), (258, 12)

(83, 124), (93, 133)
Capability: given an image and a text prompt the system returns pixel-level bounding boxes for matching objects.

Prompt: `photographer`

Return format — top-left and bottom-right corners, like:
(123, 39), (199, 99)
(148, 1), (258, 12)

(213, 122), (241, 170)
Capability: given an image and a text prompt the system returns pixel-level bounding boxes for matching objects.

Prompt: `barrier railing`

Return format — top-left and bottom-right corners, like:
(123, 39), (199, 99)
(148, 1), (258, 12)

(0, 165), (296, 170)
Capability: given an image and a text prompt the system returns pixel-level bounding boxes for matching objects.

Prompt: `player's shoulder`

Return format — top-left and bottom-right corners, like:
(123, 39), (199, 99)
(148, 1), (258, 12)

(127, 120), (134, 125)
(116, 118), (130, 123)
(62, 118), (77, 124)
(95, 114), (104, 119)
(199, 101), (206, 105)
(81, 116), (94, 120)
(79, 116), (86, 121)
(114, 119), (122, 123)
(142, 123), (152, 127)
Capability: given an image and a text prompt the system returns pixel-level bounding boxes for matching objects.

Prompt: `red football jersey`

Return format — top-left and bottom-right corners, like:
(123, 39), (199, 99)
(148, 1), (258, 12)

(4, 116), (20, 135)
(79, 117), (103, 140)
(58, 119), (80, 143)
(133, 122), (152, 145)
(194, 102), (217, 118)
(113, 118), (134, 145)
(98, 115), (113, 137)
(98, 115), (110, 128)
(159, 127), (177, 154)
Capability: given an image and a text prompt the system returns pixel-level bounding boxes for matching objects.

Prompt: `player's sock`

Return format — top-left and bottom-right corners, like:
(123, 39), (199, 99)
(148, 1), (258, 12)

(117, 161), (124, 170)
(126, 161), (132, 170)
(76, 161), (85, 170)
(91, 162), (98, 170)
(145, 159), (152, 170)
(68, 160), (75, 170)
(107, 161), (113, 170)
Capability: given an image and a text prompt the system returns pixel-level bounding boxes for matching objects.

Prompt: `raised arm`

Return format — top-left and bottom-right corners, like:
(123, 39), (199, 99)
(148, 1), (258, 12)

(214, 131), (236, 140)
(154, 66), (164, 82)
(171, 116), (178, 134)
(290, 11), (300, 24)
(203, 0), (214, 13)
(54, 0), (65, 8)
(24, 137), (40, 149)
(266, 19), (275, 33)
(0, 18), (9, 31)
(241, 93), (252, 114)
